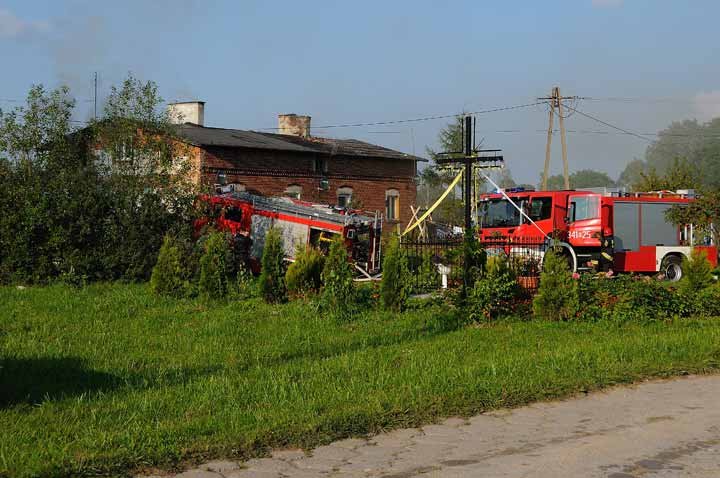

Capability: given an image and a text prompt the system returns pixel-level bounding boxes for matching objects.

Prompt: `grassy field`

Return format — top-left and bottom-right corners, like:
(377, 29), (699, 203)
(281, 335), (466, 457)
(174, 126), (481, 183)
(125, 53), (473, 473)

(2, 284), (720, 477)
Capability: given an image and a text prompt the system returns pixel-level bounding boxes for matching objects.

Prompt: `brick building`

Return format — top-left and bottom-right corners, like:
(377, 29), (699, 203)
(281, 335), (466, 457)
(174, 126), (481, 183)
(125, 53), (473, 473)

(168, 102), (424, 228)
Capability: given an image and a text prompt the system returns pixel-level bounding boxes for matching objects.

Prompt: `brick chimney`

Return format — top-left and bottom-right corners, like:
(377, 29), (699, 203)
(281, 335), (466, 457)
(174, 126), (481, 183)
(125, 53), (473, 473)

(168, 101), (205, 126)
(278, 114), (311, 138)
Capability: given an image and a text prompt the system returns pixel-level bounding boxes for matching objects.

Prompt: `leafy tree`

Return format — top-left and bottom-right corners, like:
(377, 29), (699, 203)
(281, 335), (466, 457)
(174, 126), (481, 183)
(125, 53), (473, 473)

(0, 75), (198, 284)
(617, 158), (646, 188)
(633, 157), (700, 192)
(533, 249), (579, 320)
(381, 235), (410, 311)
(259, 228), (287, 303)
(618, 117), (720, 191)
(320, 237), (356, 319)
(665, 190), (720, 246)
(540, 169), (616, 190)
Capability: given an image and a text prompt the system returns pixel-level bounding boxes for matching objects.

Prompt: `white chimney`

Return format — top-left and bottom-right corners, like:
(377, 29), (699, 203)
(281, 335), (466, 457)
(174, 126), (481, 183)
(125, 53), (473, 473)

(278, 113), (311, 137)
(168, 101), (205, 126)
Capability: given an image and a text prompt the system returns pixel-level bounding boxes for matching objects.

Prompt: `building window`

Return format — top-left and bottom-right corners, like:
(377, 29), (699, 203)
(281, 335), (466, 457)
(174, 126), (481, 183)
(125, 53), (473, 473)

(284, 184), (302, 199)
(385, 189), (399, 221)
(337, 186), (353, 208)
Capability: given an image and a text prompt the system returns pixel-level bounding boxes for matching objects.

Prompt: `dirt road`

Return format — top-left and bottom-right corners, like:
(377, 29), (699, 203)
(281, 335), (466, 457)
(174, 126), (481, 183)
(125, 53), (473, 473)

(153, 375), (720, 478)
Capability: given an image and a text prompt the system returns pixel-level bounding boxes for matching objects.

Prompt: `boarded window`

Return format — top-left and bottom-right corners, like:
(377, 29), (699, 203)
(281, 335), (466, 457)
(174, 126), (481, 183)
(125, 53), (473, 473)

(385, 189), (399, 221)
(337, 186), (353, 208)
(284, 184), (302, 200)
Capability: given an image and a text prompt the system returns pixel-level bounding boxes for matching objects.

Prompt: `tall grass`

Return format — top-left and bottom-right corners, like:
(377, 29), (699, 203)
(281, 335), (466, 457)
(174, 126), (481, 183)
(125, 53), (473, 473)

(1, 284), (720, 477)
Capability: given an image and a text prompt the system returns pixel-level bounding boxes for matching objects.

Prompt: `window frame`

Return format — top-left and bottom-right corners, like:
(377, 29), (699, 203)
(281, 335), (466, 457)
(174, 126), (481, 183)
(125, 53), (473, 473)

(385, 189), (400, 221)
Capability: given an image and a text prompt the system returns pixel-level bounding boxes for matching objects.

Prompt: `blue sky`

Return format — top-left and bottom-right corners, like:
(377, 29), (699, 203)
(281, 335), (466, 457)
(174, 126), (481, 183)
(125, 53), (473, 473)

(2, 0), (719, 184)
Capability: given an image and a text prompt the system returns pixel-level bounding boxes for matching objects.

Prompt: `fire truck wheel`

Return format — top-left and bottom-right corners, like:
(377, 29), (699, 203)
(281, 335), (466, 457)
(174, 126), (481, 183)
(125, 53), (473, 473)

(661, 255), (684, 282)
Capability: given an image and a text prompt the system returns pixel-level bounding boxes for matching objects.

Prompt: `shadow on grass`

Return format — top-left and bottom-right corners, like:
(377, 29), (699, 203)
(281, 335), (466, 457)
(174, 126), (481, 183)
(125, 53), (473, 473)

(0, 357), (224, 408)
(0, 357), (122, 408)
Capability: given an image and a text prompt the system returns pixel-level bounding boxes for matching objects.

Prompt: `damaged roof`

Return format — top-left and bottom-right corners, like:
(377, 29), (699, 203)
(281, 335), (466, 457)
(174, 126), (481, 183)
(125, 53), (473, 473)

(175, 123), (425, 162)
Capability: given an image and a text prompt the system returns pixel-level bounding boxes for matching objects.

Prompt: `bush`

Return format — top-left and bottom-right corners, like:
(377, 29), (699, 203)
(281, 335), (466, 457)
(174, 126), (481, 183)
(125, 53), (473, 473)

(286, 245), (325, 297)
(533, 249), (579, 320)
(576, 274), (692, 322)
(381, 235), (410, 311)
(467, 255), (519, 320)
(198, 232), (232, 299)
(320, 237), (356, 319)
(150, 235), (187, 297)
(259, 228), (287, 303)
(695, 284), (720, 316)
(680, 249), (714, 294)
(416, 250), (439, 291)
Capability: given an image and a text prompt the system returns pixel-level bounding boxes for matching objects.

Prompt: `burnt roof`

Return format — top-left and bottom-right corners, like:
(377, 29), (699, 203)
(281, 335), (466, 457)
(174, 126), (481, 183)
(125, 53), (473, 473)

(175, 123), (425, 162)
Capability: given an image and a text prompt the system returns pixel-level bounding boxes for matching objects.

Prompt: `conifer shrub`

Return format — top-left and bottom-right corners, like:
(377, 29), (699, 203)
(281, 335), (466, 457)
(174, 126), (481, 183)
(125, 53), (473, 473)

(286, 245), (325, 297)
(679, 249), (714, 294)
(467, 255), (519, 320)
(533, 249), (579, 320)
(381, 235), (410, 312)
(259, 227), (287, 303)
(198, 231), (232, 299)
(321, 237), (356, 319)
(150, 235), (187, 297)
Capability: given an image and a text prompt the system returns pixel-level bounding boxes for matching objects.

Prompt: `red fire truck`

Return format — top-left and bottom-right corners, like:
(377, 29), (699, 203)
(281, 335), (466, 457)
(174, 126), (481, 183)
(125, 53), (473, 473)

(478, 188), (717, 280)
(197, 191), (382, 277)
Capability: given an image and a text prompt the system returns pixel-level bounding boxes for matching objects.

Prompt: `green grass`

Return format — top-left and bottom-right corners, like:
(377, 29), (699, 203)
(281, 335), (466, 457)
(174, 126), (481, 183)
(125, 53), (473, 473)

(2, 284), (720, 478)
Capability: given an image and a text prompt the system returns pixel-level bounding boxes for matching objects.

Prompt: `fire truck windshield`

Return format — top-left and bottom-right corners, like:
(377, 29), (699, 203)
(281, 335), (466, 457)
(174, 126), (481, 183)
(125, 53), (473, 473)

(480, 198), (525, 228)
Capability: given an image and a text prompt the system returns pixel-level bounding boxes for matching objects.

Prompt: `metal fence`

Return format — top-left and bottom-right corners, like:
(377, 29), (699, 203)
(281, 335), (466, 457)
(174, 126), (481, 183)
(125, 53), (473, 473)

(401, 236), (546, 294)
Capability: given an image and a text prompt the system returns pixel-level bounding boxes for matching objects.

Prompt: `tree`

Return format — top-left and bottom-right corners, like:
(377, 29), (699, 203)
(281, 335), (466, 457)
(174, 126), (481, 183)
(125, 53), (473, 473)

(259, 228), (287, 303)
(632, 157), (700, 192)
(617, 158), (645, 188)
(381, 235), (410, 311)
(619, 117), (720, 191)
(0, 75), (198, 284)
(533, 249), (579, 321)
(420, 116), (466, 225)
(320, 237), (356, 319)
(539, 169), (616, 190)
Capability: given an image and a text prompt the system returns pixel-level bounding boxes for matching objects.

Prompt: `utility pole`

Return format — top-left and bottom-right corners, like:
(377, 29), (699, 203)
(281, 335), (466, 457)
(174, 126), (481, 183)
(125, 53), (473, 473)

(94, 72), (98, 120)
(538, 87), (579, 190)
(435, 115), (504, 296)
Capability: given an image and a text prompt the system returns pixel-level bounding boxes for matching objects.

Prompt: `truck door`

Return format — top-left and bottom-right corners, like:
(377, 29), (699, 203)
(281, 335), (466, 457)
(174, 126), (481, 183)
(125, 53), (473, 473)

(566, 194), (601, 247)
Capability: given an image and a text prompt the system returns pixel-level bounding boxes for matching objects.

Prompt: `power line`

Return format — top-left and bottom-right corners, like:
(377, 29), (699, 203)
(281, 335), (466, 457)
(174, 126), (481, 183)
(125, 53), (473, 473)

(558, 103), (656, 143)
(258, 102), (546, 131)
(582, 96), (720, 105)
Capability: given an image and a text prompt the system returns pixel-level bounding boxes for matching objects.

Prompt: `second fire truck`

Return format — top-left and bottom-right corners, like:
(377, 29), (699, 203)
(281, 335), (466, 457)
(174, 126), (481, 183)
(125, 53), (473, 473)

(477, 188), (717, 280)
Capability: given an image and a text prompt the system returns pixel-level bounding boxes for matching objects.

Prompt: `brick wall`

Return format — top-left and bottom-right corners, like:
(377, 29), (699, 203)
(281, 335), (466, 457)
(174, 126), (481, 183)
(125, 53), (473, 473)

(198, 147), (417, 227)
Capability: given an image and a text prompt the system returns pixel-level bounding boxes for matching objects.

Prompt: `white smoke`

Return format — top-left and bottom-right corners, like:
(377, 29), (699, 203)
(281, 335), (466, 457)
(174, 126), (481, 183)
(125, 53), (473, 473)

(693, 91), (720, 122)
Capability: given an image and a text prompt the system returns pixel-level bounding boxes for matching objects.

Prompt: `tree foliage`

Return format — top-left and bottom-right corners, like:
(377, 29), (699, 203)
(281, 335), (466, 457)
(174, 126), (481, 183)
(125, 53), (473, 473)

(679, 249), (714, 295)
(618, 118), (720, 191)
(381, 235), (410, 311)
(320, 237), (356, 319)
(286, 245), (325, 297)
(0, 76), (197, 284)
(150, 235), (187, 297)
(540, 169), (616, 190)
(533, 249), (579, 320)
(198, 231), (232, 299)
(259, 228), (287, 303)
